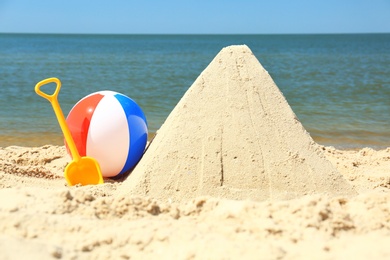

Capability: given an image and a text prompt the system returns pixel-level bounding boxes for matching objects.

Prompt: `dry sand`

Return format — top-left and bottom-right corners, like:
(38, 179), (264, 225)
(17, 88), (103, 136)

(1, 46), (389, 259)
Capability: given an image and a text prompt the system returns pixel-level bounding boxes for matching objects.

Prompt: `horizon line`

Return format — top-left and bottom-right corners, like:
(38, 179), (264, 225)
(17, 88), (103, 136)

(1, 32), (390, 36)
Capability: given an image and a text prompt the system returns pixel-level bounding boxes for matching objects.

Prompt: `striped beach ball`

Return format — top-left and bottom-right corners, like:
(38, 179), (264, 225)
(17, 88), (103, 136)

(66, 91), (148, 178)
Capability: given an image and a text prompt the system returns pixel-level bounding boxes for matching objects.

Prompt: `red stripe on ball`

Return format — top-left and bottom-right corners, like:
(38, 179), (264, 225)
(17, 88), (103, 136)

(66, 93), (104, 157)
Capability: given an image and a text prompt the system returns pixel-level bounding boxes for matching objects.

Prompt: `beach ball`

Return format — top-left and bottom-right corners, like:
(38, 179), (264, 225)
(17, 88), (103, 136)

(65, 91), (148, 178)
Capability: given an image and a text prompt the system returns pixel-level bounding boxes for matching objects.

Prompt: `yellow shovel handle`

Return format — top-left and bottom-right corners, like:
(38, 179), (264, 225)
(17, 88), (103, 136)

(35, 77), (61, 102)
(35, 78), (81, 161)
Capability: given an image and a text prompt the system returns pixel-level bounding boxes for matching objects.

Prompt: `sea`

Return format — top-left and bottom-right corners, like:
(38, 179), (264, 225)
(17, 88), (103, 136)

(0, 33), (389, 149)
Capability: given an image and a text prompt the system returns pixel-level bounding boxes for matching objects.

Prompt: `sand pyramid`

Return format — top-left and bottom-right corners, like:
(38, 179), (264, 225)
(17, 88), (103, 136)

(117, 45), (356, 202)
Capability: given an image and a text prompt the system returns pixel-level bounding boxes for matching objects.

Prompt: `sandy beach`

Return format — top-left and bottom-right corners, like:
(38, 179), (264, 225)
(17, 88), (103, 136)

(1, 46), (389, 259)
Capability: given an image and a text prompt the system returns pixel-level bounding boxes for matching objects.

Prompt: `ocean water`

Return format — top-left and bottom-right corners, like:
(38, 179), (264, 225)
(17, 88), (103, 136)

(0, 33), (389, 149)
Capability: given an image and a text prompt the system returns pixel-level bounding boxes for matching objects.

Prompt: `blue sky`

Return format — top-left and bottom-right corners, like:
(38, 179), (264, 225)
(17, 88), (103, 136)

(0, 0), (389, 34)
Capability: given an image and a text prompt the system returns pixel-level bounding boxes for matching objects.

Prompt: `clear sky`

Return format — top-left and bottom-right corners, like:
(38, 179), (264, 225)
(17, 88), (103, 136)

(0, 0), (389, 34)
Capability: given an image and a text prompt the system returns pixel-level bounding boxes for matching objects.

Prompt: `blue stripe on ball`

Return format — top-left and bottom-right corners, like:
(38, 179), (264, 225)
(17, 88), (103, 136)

(114, 93), (148, 177)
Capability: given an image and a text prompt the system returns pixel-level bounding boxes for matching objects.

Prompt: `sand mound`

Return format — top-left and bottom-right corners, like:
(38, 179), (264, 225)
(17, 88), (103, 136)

(117, 45), (356, 202)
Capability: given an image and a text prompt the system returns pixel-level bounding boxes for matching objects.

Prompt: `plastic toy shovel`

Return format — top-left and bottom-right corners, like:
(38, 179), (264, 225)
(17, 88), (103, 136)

(35, 77), (104, 186)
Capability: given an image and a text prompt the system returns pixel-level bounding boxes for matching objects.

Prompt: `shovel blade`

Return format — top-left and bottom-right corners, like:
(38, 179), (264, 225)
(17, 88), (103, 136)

(64, 157), (104, 186)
